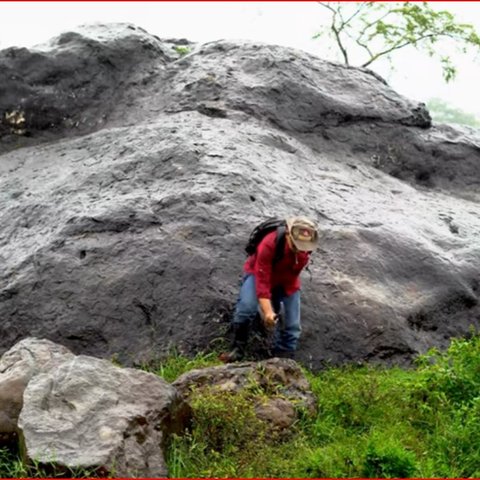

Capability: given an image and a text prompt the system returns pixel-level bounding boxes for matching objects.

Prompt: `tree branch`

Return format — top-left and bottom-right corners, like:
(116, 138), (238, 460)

(361, 33), (444, 67)
(342, 2), (369, 26)
(319, 2), (350, 64)
(354, 36), (375, 60)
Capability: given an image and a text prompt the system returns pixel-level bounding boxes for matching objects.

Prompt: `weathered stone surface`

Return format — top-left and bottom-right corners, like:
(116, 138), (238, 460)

(1, 23), (480, 370)
(173, 357), (316, 431)
(0, 337), (73, 445)
(18, 354), (190, 477)
(0, 23), (192, 153)
(255, 398), (296, 432)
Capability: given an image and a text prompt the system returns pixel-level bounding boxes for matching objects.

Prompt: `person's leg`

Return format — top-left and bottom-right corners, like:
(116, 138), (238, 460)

(220, 274), (258, 362)
(274, 290), (301, 357)
(233, 274), (258, 327)
(271, 288), (283, 352)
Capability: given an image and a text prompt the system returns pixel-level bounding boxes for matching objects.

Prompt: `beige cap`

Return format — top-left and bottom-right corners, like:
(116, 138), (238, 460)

(286, 216), (319, 252)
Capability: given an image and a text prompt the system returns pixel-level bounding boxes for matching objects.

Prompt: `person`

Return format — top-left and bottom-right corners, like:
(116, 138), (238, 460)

(220, 216), (319, 362)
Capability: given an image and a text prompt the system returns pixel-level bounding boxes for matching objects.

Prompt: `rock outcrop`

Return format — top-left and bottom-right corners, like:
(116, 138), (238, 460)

(173, 357), (316, 432)
(1, 23), (480, 369)
(0, 337), (190, 477)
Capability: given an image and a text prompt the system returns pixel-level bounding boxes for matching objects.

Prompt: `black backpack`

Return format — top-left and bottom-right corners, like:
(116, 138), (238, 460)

(245, 218), (286, 264)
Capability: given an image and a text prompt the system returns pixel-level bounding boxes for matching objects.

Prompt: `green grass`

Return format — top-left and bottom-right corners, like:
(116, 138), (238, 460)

(0, 445), (103, 478)
(141, 348), (221, 382)
(4, 335), (480, 477)
(0, 447), (28, 478)
(159, 334), (480, 478)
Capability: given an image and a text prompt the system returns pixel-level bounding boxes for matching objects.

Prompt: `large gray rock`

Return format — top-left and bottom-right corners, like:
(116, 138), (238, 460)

(0, 338), (73, 445)
(1, 23), (479, 369)
(18, 354), (190, 477)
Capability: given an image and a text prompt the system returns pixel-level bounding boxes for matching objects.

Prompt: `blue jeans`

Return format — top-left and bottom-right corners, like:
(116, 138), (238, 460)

(233, 274), (301, 352)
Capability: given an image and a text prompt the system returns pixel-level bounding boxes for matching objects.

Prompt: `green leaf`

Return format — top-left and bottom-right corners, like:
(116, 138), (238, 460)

(314, 1), (480, 84)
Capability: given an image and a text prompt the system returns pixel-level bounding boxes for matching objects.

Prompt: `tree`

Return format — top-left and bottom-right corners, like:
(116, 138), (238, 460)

(314, 2), (480, 82)
(426, 98), (480, 127)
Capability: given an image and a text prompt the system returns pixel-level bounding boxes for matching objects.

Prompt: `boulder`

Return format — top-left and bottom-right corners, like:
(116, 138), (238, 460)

(0, 337), (73, 446)
(18, 354), (190, 477)
(173, 357), (316, 432)
(1, 23), (480, 369)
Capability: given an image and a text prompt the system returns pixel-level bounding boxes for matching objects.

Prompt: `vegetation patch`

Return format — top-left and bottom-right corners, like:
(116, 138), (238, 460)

(161, 334), (480, 478)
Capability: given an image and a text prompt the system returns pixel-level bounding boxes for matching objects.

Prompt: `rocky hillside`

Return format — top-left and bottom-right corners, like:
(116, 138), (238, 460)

(1, 23), (479, 370)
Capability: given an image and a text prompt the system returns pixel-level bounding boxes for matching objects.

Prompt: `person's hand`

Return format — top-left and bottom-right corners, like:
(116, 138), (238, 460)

(264, 312), (277, 329)
(258, 298), (277, 329)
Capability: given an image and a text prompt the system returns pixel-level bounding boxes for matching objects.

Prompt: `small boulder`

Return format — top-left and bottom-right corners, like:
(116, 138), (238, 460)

(173, 357), (316, 432)
(0, 337), (74, 446)
(18, 354), (191, 477)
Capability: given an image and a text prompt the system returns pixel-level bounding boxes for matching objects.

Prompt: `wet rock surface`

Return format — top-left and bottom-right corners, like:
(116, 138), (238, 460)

(1, 23), (480, 369)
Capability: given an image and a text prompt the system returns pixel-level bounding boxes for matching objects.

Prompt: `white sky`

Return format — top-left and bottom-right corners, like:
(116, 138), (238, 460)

(1, 1), (480, 117)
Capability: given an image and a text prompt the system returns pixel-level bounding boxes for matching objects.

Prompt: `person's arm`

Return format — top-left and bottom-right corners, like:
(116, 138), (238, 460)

(254, 234), (277, 327)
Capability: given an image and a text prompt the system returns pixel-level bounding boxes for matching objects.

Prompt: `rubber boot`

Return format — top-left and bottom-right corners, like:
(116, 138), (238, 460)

(219, 322), (250, 363)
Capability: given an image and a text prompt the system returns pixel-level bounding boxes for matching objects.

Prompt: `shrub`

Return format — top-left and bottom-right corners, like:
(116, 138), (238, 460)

(414, 335), (480, 406)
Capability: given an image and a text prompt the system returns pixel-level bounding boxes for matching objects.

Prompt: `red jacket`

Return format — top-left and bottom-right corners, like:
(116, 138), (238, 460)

(244, 231), (310, 299)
